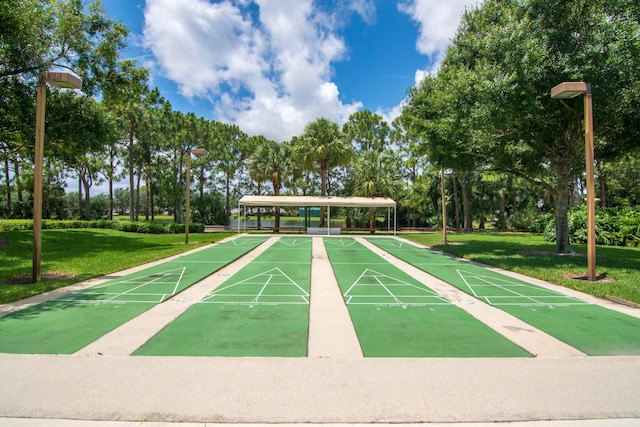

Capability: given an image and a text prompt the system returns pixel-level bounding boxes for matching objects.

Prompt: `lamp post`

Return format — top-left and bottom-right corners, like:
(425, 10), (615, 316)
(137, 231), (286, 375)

(551, 81), (596, 281)
(33, 72), (82, 282)
(185, 148), (206, 244)
(441, 168), (447, 245)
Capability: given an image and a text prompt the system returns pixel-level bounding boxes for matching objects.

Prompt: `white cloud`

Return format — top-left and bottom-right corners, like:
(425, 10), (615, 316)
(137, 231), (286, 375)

(347, 0), (376, 25)
(143, 0), (362, 141)
(399, 0), (481, 78)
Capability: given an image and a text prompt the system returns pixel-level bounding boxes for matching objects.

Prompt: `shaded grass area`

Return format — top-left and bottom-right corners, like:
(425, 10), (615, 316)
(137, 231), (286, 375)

(400, 232), (640, 305)
(0, 229), (235, 304)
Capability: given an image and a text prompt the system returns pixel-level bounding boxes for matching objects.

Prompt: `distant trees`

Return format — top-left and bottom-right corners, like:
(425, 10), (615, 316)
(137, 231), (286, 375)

(1, 0), (639, 243)
(402, 0), (640, 251)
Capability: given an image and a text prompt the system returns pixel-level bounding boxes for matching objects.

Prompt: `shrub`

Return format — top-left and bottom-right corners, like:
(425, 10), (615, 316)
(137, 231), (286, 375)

(543, 206), (640, 247)
(0, 219), (32, 231)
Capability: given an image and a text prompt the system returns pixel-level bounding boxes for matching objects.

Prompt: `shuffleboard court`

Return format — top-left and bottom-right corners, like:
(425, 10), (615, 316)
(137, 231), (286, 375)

(324, 238), (530, 357)
(134, 237), (312, 357)
(368, 237), (640, 356)
(0, 236), (268, 354)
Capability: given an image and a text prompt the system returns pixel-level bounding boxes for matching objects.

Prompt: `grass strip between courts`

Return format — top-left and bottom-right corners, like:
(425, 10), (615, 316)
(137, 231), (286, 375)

(324, 238), (530, 358)
(0, 237), (268, 354)
(368, 238), (640, 356)
(134, 237), (312, 357)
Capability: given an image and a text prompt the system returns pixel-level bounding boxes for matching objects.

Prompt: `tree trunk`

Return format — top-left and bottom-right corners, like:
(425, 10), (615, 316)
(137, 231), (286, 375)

(108, 155), (114, 220)
(554, 161), (574, 254)
(274, 185), (280, 232)
(135, 169), (142, 221)
(145, 174), (150, 220)
(596, 160), (607, 208)
(4, 158), (11, 213)
(15, 155), (22, 203)
(82, 176), (91, 220)
(257, 182), (262, 229)
(225, 174), (231, 226)
(499, 189), (507, 230)
(128, 128), (135, 221)
(452, 174), (461, 230)
(78, 175), (83, 219)
(369, 207), (376, 234)
(460, 174), (472, 232)
(175, 151), (184, 224)
(151, 185), (155, 221)
(320, 166), (327, 227)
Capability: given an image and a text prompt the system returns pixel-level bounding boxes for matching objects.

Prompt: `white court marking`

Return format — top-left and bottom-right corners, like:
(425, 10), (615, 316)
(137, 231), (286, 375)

(277, 239), (312, 247)
(344, 268), (450, 307)
(323, 238), (358, 248)
(57, 267), (187, 304)
(368, 238), (406, 249)
(200, 267), (309, 306)
(457, 269), (590, 307)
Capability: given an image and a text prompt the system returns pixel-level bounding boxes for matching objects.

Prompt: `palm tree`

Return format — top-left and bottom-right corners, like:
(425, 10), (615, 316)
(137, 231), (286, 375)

(248, 136), (270, 229)
(295, 118), (353, 226)
(352, 150), (402, 232)
(250, 140), (292, 231)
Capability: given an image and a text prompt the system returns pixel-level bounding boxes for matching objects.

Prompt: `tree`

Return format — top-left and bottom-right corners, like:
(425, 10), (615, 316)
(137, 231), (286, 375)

(247, 135), (270, 229)
(342, 110), (390, 152)
(295, 117), (353, 226)
(351, 150), (402, 231)
(0, 0), (128, 90)
(405, 0), (640, 252)
(102, 60), (156, 220)
(250, 140), (293, 231)
(212, 123), (250, 226)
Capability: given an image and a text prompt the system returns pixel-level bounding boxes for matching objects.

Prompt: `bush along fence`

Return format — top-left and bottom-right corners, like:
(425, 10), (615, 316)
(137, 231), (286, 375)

(0, 219), (205, 234)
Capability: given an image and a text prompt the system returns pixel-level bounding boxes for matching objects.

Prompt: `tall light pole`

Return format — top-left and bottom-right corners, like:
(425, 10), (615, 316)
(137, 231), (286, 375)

(185, 148), (206, 244)
(551, 81), (596, 281)
(33, 72), (82, 282)
(441, 168), (447, 245)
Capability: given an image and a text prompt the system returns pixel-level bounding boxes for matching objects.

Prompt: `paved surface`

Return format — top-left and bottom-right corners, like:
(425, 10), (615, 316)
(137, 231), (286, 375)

(1, 235), (639, 426)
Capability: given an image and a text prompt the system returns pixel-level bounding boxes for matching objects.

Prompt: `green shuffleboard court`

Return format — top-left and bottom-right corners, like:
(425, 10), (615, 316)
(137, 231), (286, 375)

(0, 236), (268, 354)
(368, 238), (640, 356)
(134, 237), (312, 357)
(324, 238), (530, 357)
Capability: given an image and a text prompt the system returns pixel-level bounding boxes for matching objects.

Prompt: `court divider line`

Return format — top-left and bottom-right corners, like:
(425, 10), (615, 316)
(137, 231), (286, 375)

(355, 238), (587, 358)
(307, 237), (363, 359)
(74, 237), (280, 356)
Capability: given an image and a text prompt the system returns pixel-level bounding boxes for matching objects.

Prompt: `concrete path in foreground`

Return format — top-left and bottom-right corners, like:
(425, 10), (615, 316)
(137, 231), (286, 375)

(308, 236), (363, 358)
(1, 354), (639, 423)
(1, 235), (640, 425)
(2, 419), (640, 427)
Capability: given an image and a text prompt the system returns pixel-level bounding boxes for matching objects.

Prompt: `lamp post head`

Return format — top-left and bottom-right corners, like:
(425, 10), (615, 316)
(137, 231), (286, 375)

(190, 148), (206, 156)
(43, 72), (82, 89)
(551, 81), (588, 99)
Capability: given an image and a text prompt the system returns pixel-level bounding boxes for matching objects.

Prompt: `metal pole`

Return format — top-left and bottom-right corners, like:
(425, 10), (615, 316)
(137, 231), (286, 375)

(32, 76), (47, 282)
(441, 168), (447, 245)
(185, 152), (192, 244)
(584, 85), (596, 281)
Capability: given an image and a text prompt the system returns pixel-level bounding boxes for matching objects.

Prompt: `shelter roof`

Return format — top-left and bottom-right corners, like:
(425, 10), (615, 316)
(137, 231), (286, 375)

(238, 195), (396, 208)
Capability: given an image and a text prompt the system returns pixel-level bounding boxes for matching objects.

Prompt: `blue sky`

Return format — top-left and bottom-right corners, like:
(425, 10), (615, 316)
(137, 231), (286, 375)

(100, 0), (478, 141)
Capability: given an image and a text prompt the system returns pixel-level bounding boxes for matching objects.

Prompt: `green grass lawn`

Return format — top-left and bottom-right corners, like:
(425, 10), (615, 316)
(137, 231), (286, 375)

(0, 229), (234, 304)
(401, 232), (640, 305)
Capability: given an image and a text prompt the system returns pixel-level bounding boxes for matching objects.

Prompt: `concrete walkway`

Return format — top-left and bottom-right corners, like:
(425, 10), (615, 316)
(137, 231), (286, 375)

(1, 235), (639, 425)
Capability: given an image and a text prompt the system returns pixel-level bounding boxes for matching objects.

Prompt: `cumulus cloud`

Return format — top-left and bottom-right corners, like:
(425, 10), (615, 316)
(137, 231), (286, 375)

(399, 0), (481, 80)
(143, 0), (362, 141)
